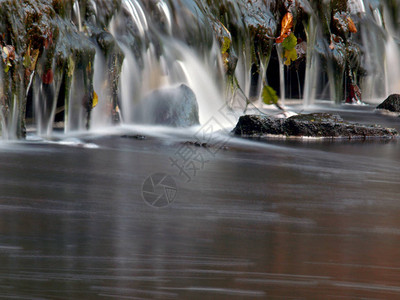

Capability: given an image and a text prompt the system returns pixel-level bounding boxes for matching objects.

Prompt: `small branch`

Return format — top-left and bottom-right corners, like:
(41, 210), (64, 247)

(232, 76), (272, 116)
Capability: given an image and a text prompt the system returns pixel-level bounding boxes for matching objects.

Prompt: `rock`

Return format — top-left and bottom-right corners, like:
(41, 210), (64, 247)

(233, 113), (398, 139)
(232, 115), (284, 136)
(183, 141), (209, 148)
(121, 134), (146, 140)
(134, 84), (200, 127)
(377, 94), (400, 112)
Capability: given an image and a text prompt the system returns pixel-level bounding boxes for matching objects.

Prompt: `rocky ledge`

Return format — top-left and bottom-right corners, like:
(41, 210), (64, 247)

(233, 113), (398, 139)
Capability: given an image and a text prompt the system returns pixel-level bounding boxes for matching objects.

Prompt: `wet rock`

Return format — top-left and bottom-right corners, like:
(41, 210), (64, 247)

(211, 19), (238, 76)
(121, 134), (146, 140)
(183, 141), (209, 148)
(376, 94), (400, 113)
(232, 115), (284, 136)
(233, 113), (398, 139)
(134, 84), (200, 127)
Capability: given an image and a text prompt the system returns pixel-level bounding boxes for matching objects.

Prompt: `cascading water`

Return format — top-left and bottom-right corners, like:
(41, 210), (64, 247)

(384, 36), (400, 97)
(73, 0), (83, 32)
(303, 16), (320, 107)
(349, 1), (390, 102)
(0, 0), (400, 139)
(106, 0), (225, 125)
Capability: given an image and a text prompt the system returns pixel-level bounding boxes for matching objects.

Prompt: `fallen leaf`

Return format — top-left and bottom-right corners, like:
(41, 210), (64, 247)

(23, 51), (31, 69)
(67, 56), (75, 77)
(276, 12), (293, 43)
(262, 85), (279, 105)
(282, 33), (297, 51)
(4, 61), (11, 73)
(92, 91), (98, 108)
(30, 49), (39, 71)
(284, 48), (297, 66)
(42, 69), (54, 84)
(347, 17), (357, 33)
(221, 36), (231, 54)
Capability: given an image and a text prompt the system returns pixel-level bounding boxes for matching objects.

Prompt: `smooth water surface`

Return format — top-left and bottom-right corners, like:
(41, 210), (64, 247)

(1, 106), (400, 299)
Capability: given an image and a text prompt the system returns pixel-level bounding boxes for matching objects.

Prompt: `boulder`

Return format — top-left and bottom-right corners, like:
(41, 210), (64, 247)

(376, 94), (400, 113)
(232, 114), (284, 136)
(134, 84), (200, 127)
(233, 113), (398, 139)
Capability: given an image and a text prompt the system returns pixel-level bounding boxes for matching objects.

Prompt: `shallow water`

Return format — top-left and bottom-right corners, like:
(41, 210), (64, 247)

(1, 105), (400, 299)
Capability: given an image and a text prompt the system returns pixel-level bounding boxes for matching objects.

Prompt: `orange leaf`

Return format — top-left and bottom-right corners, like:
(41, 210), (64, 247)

(347, 17), (357, 33)
(276, 12), (293, 44)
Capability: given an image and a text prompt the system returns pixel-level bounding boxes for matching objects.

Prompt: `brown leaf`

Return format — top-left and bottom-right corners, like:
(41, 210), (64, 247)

(42, 69), (54, 84)
(347, 17), (357, 33)
(30, 49), (40, 71)
(276, 12), (293, 44)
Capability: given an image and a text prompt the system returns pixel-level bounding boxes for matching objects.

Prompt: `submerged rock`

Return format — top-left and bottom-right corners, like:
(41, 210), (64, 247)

(134, 84), (200, 127)
(376, 94), (400, 113)
(233, 113), (398, 139)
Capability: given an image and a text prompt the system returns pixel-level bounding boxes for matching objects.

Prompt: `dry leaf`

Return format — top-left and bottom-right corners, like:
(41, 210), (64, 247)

(92, 91), (98, 108)
(276, 12), (293, 43)
(347, 17), (357, 33)
(42, 69), (54, 84)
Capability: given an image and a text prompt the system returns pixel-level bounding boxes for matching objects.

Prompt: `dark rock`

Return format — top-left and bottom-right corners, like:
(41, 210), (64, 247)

(233, 113), (398, 139)
(232, 115), (284, 136)
(134, 84), (200, 127)
(183, 141), (209, 148)
(377, 94), (400, 112)
(121, 134), (146, 140)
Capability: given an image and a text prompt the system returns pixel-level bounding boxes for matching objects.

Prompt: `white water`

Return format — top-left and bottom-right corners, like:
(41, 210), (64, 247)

(2, 0), (400, 139)
(384, 36), (400, 97)
(302, 0), (400, 106)
(303, 16), (320, 107)
(91, 47), (113, 128)
(73, 0), (83, 32)
(110, 0), (225, 126)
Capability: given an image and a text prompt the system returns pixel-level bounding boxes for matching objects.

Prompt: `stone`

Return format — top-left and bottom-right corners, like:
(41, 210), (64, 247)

(376, 94), (400, 113)
(232, 115), (284, 136)
(233, 113), (398, 139)
(134, 84), (200, 127)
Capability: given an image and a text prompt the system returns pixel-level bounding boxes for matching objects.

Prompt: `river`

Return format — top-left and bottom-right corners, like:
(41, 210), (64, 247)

(0, 104), (400, 299)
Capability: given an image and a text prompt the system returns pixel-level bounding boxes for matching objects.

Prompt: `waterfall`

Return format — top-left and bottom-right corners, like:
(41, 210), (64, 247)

(73, 0), (83, 32)
(0, 0), (400, 139)
(303, 16), (319, 107)
(110, 0), (224, 125)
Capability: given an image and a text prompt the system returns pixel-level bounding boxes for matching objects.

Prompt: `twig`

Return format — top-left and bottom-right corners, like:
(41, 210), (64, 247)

(231, 76), (271, 116)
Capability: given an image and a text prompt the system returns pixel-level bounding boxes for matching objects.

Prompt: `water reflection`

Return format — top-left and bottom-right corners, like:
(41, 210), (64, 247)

(0, 126), (400, 298)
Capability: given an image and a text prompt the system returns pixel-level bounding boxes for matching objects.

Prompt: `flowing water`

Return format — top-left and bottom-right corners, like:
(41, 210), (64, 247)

(1, 1), (400, 298)
(1, 105), (400, 299)
(0, 0), (398, 137)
